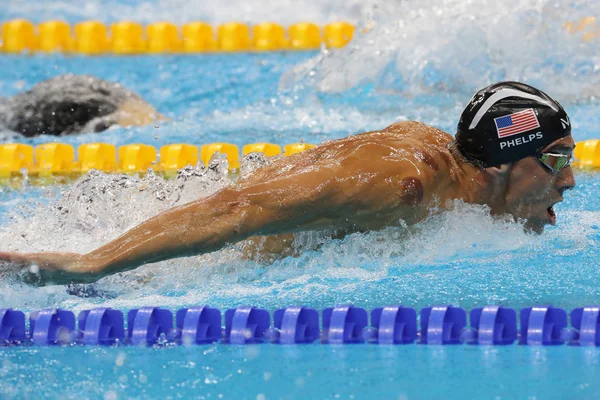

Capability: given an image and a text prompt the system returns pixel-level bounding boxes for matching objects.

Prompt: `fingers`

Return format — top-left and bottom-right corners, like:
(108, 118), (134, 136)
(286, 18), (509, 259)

(0, 251), (68, 269)
(0, 251), (99, 286)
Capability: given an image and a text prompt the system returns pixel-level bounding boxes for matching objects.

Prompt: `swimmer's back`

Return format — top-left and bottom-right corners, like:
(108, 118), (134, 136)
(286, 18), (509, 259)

(238, 121), (458, 231)
(242, 121), (455, 186)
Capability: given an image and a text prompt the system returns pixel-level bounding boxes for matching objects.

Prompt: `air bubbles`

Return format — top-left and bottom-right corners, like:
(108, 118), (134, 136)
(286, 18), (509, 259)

(104, 391), (118, 400)
(115, 352), (126, 367)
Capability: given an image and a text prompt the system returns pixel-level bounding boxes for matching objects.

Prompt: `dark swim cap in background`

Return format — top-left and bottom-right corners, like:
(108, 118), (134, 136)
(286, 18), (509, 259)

(455, 81), (571, 167)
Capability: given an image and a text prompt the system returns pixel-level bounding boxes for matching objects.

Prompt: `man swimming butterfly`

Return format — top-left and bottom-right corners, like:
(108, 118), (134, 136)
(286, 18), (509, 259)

(0, 82), (576, 284)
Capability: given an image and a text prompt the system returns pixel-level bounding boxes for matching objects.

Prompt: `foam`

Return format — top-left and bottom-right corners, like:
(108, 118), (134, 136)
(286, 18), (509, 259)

(0, 0), (374, 25)
(281, 0), (600, 102)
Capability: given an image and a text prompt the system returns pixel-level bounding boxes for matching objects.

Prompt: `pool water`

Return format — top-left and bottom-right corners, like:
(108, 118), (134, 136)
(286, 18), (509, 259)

(1, 0), (600, 399)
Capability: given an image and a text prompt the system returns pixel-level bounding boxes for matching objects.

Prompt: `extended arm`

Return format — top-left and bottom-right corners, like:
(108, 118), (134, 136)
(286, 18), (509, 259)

(0, 170), (338, 284)
(0, 128), (440, 284)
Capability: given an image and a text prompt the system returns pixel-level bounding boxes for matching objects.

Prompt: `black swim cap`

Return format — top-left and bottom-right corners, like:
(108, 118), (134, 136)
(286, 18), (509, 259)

(455, 81), (571, 167)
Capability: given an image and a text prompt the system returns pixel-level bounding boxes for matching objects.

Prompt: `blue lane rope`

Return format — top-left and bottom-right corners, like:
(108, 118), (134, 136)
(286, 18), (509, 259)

(1, 305), (599, 346)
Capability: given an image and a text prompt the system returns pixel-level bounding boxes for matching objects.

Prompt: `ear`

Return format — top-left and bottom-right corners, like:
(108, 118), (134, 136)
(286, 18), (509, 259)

(484, 163), (511, 179)
(483, 163), (512, 200)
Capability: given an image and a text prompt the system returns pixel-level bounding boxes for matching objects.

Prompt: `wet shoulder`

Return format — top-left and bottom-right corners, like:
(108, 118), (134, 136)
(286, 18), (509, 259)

(378, 121), (455, 172)
(382, 121), (454, 145)
(241, 121), (456, 185)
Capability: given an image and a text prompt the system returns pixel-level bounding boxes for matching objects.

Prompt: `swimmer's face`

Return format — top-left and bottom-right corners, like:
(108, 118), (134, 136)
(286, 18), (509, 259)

(502, 135), (576, 233)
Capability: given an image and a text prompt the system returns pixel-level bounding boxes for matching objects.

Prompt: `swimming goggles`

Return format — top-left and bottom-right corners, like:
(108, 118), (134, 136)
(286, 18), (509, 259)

(535, 152), (575, 174)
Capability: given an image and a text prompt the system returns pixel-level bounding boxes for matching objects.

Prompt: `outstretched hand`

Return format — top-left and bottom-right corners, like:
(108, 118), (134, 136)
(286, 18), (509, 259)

(0, 251), (102, 285)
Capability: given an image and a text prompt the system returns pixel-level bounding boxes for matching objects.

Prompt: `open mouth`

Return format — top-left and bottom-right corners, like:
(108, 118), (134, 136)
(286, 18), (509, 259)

(547, 205), (557, 226)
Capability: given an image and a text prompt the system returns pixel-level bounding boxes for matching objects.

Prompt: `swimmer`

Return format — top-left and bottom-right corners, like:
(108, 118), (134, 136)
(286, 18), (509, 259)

(0, 81), (576, 284)
(0, 74), (166, 136)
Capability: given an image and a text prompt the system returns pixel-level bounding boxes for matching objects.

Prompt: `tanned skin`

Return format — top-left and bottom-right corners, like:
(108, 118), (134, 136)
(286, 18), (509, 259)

(0, 121), (576, 284)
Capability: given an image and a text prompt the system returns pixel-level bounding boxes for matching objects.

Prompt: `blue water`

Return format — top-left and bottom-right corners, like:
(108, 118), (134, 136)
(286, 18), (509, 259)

(3, 345), (600, 399)
(2, 1), (600, 398)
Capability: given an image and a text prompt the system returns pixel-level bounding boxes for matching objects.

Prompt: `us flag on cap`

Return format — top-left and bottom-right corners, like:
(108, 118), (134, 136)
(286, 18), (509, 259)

(494, 108), (540, 138)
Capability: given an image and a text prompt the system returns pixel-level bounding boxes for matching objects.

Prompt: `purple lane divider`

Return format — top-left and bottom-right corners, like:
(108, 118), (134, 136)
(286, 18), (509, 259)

(520, 306), (567, 345)
(468, 306), (517, 345)
(369, 305), (417, 344)
(570, 307), (600, 346)
(127, 307), (173, 346)
(322, 305), (368, 344)
(225, 306), (270, 344)
(176, 306), (222, 345)
(273, 306), (320, 344)
(30, 308), (75, 345)
(0, 308), (26, 343)
(78, 308), (124, 345)
(420, 305), (466, 345)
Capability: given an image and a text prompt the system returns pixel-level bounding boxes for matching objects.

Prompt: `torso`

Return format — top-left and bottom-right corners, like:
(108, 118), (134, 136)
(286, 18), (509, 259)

(242, 121), (466, 235)
(239, 121), (469, 261)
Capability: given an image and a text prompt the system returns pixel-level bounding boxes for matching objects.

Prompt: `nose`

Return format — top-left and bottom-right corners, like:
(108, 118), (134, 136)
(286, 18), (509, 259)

(556, 166), (576, 195)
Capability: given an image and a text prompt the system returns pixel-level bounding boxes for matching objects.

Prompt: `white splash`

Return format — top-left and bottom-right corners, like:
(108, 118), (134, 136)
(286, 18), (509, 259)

(0, 0), (374, 25)
(0, 160), (233, 254)
(281, 0), (600, 101)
